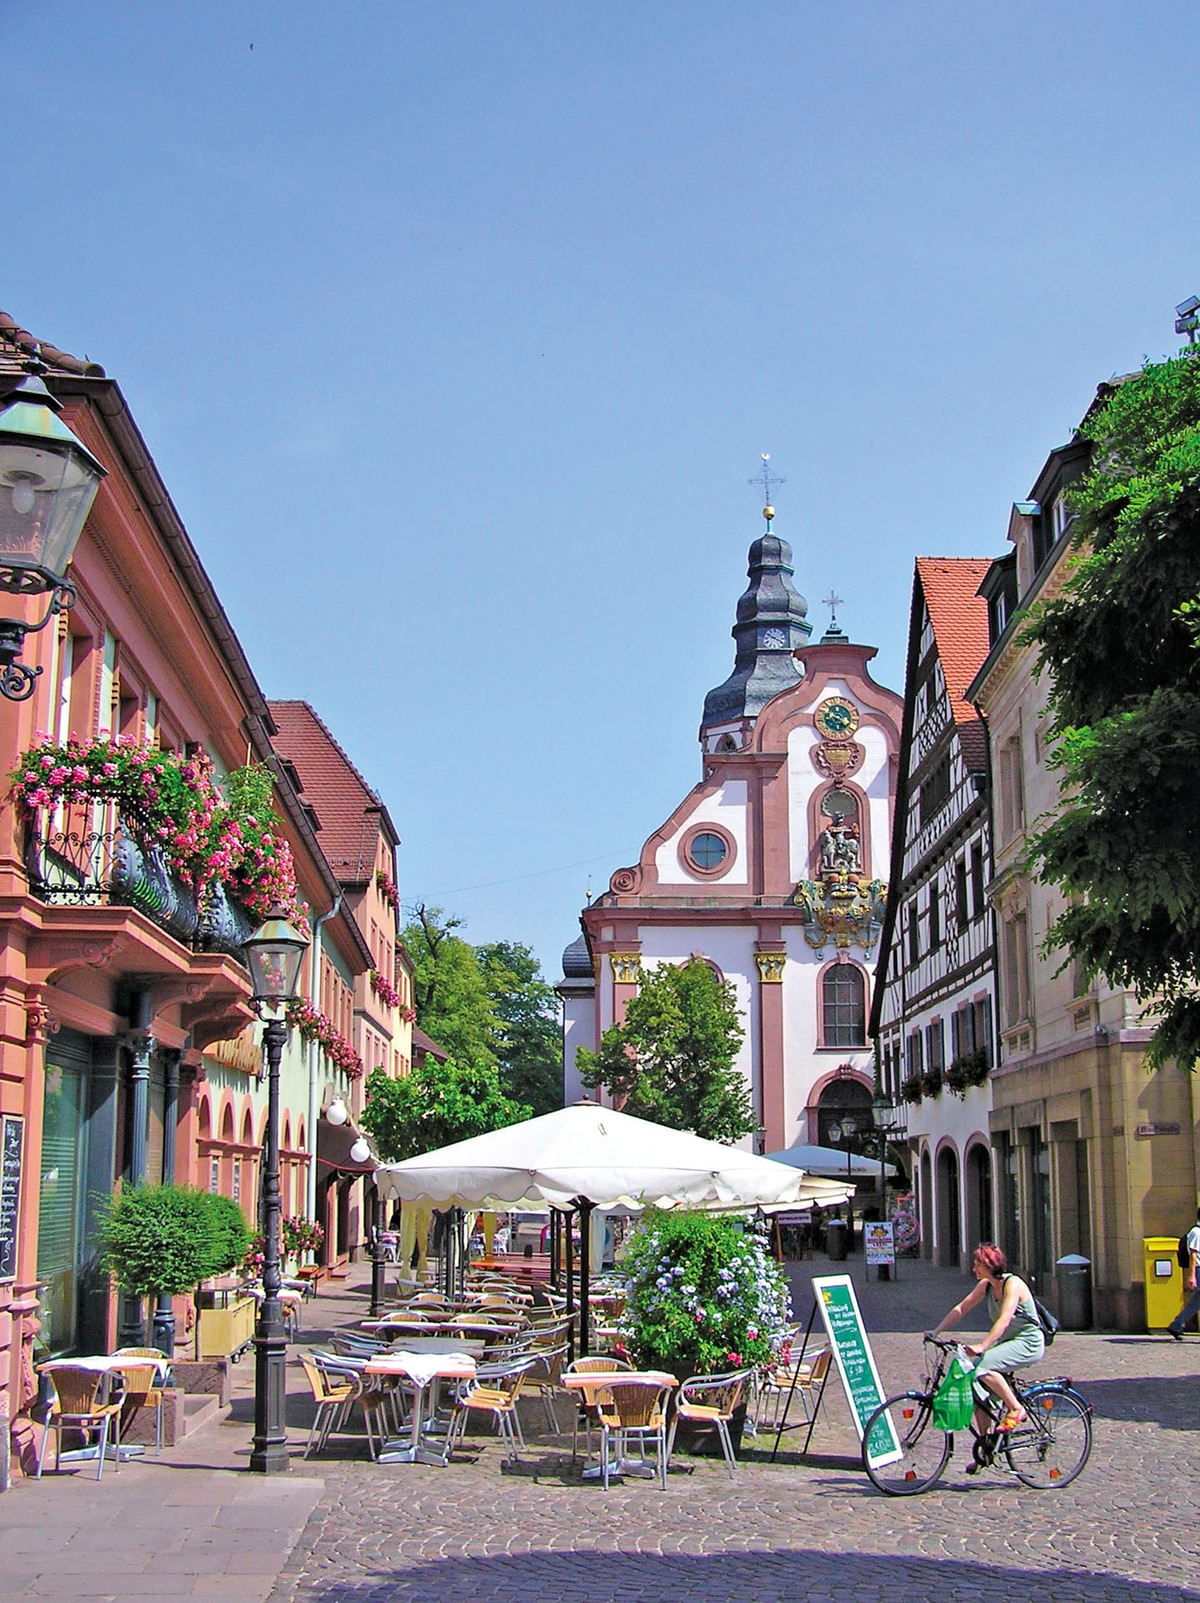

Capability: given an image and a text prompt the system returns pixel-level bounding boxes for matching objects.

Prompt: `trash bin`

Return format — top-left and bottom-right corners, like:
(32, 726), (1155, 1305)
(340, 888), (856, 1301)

(1143, 1236), (1182, 1331)
(826, 1219), (848, 1262)
(1056, 1253), (1092, 1330)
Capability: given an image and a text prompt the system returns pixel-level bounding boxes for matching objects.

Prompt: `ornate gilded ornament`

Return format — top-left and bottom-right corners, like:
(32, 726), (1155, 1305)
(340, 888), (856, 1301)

(813, 740), (863, 780)
(793, 860), (887, 957)
(755, 952), (786, 983)
(610, 953), (642, 984)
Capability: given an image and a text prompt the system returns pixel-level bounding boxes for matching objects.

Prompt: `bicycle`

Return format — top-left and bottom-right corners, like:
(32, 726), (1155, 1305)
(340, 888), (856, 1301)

(861, 1334), (1092, 1495)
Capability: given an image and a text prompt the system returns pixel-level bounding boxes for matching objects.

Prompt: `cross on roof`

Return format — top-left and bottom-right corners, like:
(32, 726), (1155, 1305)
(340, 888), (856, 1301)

(748, 453), (784, 513)
(822, 591), (844, 628)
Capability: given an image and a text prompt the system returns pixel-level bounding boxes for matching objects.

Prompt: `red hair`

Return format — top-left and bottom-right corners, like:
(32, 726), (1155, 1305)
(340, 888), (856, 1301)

(973, 1243), (1007, 1277)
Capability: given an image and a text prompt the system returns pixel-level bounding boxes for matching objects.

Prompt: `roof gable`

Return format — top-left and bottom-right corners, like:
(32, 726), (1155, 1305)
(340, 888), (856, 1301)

(914, 557), (993, 773)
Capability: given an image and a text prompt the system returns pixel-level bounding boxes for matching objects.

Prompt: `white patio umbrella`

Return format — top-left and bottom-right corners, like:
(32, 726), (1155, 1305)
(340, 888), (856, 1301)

(374, 1100), (837, 1211)
(374, 1100), (848, 1350)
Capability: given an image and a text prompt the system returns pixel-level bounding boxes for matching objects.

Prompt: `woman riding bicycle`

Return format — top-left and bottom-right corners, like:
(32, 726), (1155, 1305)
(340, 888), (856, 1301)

(930, 1243), (1044, 1432)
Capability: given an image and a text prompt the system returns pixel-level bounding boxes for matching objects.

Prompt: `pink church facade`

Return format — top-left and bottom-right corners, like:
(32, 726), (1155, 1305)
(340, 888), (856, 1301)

(564, 514), (902, 1156)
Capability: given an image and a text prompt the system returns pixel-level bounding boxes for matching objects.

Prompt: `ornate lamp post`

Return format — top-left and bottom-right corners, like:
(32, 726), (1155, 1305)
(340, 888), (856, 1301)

(0, 358), (106, 700)
(242, 909), (310, 1474)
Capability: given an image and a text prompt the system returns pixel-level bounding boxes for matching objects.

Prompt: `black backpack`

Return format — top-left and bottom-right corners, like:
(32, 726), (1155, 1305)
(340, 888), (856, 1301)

(1180, 1234), (1194, 1270)
(1033, 1294), (1059, 1346)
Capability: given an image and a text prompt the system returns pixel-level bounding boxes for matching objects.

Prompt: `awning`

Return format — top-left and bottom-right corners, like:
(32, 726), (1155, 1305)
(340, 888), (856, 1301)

(317, 1118), (376, 1177)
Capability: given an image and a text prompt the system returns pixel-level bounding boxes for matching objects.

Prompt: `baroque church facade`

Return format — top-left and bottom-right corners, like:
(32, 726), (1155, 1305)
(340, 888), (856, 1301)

(560, 508), (902, 1157)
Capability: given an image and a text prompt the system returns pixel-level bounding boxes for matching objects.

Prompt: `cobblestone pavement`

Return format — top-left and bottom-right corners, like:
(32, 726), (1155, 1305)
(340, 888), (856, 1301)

(268, 1259), (1200, 1603)
(4, 1257), (1198, 1603)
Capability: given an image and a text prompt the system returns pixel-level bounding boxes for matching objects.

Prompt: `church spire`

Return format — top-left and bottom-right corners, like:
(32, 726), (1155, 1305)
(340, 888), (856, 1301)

(701, 461), (812, 729)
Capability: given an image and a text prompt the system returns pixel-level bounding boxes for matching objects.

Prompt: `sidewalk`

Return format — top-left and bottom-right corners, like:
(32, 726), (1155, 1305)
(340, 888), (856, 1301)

(0, 1269), (380, 1603)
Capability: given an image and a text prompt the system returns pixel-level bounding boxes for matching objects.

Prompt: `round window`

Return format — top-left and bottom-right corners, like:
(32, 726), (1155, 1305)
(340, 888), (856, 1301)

(688, 832), (728, 871)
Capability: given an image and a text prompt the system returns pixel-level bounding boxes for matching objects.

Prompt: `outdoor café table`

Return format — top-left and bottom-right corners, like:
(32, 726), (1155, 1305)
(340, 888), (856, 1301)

(364, 1343), (477, 1465)
(561, 1369), (678, 1480)
(40, 1354), (170, 1464)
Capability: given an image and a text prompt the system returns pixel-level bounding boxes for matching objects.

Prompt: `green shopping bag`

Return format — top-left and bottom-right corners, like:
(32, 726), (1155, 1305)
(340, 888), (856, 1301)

(931, 1352), (975, 1430)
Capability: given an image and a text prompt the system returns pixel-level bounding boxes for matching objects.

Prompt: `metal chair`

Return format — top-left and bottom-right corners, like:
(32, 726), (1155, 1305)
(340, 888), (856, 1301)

(37, 1367), (124, 1481)
(596, 1378), (674, 1490)
(112, 1347), (170, 1455)
(668, 1370), (752, 1482)
(564, 1355), (632, 1459)
(754, 1346), (831, 1433)
(445, 1356), (538, 1463)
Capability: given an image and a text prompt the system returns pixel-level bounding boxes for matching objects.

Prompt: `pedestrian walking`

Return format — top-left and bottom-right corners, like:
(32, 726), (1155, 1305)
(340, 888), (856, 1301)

(1168, 1206), (1200, 1341)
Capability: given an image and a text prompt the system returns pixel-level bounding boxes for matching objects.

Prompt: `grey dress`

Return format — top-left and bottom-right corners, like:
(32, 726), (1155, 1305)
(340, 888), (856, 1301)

(972, 1274), (1045, 1383)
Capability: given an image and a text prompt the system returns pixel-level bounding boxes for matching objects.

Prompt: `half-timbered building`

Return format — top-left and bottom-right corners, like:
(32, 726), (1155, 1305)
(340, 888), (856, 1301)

(872, 558), (997, 1271)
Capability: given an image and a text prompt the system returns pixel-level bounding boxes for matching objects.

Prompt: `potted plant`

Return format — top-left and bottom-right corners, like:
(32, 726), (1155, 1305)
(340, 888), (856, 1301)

(617, 1210), (788, 1456)
(101, 1185), (250, 1356)
(900, 1074), (924, 1105)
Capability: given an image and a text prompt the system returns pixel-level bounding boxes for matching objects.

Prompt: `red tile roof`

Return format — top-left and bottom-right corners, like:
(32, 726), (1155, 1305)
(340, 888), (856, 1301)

(411, 1024), (449, 1063)
(267, 701), (400, 884)
(915, 557), (993, 772)
(0, 310), (106, 378)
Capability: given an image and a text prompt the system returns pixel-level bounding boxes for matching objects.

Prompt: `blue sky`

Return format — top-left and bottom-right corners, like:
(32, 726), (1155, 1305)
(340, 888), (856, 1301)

(5, 2), (1198, 978)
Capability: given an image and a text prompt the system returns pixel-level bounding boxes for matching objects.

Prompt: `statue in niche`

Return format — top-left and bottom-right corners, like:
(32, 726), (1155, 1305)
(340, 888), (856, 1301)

(819, 815), (861, 876)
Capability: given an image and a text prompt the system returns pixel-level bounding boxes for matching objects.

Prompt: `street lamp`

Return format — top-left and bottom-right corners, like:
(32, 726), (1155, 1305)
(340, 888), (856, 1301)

(0, 358), (106, 700)
(872, 1088), (899, 1280)
(242, 908), (310, 1475)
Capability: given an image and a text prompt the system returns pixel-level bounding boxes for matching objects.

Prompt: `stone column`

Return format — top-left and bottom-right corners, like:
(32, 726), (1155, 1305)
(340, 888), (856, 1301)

(118, 995), (155, 1348)
(755, 947), (787, 1154)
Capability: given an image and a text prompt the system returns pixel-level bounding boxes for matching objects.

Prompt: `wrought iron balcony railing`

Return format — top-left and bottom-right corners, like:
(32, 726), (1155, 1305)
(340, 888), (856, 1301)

(23, 801), (253, 956)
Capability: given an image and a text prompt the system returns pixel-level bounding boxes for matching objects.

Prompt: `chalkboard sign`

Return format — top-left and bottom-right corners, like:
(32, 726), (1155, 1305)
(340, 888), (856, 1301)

(811, 1273), (901, 1468)
(0, 1114), (23, 1283)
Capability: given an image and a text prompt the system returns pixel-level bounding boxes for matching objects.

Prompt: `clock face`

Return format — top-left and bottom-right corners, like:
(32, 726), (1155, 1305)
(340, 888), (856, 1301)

(815, 697), (860, 738)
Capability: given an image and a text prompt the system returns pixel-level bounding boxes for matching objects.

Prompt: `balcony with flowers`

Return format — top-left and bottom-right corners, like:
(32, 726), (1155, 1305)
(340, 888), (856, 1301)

(11, 733), (304, 957)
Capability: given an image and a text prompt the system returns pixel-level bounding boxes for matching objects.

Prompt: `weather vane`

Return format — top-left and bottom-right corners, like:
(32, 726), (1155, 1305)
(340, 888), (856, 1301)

(822, 590), (844, 630)
(748, 453), (785, 522)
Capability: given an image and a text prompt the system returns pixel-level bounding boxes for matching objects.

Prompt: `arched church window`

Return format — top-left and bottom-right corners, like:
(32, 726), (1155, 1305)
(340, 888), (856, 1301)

(821, 787), (858, 820)
(822, 964), (866, 1047)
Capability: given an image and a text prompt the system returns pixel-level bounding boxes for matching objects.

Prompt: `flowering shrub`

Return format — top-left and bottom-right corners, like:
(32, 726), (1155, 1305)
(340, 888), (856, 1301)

(287, 997), (363, 1079)
(375, 868), (399, 911)
(618, 1210), (788, 1379)
(10, 733), (303, 922)
(243, 1233), (265, 1276)
(282, 1215), (325, 1256)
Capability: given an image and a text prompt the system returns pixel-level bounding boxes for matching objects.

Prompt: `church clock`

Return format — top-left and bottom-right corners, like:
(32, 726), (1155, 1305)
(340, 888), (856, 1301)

(815, 696), (860, 739)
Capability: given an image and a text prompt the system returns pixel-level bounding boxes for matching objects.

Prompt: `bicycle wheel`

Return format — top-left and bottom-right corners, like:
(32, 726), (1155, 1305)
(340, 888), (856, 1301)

(861, 1393), (952, 1495)
(1004, 1388), (1091, 1488)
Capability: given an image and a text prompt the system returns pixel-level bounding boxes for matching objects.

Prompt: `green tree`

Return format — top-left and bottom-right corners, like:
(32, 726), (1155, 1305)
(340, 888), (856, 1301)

(1026, 351), (1200, 1065)
(360, 1056), (531, 1162)
(100, 1185), (250, 1307)
(477, 939), (563, 1117)
(402, 904), (503, 1069)
(576, 957), (755, 1142)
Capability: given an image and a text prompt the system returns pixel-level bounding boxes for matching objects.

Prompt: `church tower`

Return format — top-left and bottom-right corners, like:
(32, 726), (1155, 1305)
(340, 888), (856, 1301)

(561, 472), (903, 1161)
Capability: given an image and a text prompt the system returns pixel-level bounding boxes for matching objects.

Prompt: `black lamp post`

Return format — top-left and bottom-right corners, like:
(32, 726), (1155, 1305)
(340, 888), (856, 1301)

(872, 1088), (899, 1280)
(0, 357), (106, 700)
(242, 909), (310, 1475)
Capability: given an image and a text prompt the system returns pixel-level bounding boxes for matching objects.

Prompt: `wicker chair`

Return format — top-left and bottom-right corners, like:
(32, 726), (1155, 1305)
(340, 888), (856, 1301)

(564, 1354), (633, 1459)
(754, 1346), (832, 1432)
(522, 1342), (570, 1432)
(445, 1356), (537, 1463)
(668, 1370), (752, 1481)
(37, 1367), (124, 1481)
(596, 1378), (674, 1490)
(112, 1348), (170, 1455)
